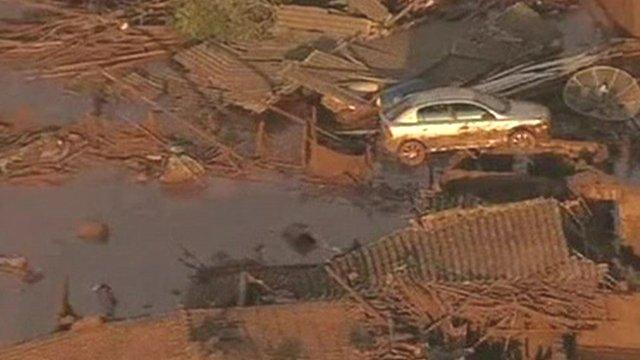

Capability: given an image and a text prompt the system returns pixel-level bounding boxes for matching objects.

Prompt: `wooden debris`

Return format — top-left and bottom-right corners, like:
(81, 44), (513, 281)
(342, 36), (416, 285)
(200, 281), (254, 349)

(0, 1), (180, 80)
(276, 5), (377, 38)
(174, 42), (276, 113)
(282, 64), (370, 112)
(473, 39), (640, 97)
(347, 0), (391, 22)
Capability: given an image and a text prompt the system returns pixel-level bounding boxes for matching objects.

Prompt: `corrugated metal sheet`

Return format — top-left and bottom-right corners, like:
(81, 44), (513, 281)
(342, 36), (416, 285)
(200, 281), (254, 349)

(281, 64), (369, 107)
(276, 5), (375, 38)
(232, 31), (324, 61)
(174, 42), (276, 113)
(300, 50), (373, 84)
(329, 199), (573, 286)
(302, 50), (368, 71)
(347, 0), (391, 22)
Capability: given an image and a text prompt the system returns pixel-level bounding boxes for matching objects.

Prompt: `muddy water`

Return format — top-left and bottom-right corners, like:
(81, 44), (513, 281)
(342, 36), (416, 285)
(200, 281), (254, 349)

(0, 170), (405, 345)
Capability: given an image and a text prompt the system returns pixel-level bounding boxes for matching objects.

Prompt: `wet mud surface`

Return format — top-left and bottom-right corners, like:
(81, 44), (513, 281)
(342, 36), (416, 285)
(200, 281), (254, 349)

(0, 170), (405, 345)
(3, 1), (640, 356)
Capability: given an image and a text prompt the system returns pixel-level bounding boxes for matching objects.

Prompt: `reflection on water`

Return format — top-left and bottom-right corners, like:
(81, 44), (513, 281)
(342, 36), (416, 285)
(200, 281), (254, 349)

(0, 170), (404, 345)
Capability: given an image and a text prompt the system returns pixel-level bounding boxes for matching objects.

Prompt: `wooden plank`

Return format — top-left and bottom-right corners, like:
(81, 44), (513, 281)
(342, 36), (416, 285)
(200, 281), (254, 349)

(347, 0), (391, 22)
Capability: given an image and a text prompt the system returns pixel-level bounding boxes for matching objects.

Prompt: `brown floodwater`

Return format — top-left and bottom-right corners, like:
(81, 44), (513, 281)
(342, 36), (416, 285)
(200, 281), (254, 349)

(0, 170), (405, 345)
(0, 0), (625, 348)
(0, 63), (405, 346)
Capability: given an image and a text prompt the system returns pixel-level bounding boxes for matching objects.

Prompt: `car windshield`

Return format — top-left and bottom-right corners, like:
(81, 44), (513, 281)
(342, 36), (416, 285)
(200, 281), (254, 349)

(476, 93), (510, 113)
(379, 80), (429, 108)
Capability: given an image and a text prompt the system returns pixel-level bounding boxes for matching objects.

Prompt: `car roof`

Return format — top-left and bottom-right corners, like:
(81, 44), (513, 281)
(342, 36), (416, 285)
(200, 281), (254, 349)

(403, 87), (487, 106)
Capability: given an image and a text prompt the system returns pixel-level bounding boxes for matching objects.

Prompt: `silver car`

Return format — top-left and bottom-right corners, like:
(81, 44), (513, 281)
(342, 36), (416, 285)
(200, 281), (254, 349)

(380, 87), (551, 166)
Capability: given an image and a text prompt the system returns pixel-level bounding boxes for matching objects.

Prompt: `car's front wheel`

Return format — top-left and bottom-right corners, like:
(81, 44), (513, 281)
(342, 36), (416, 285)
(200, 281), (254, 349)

(398, 140), (427, 166)
(508, 129), (536, 148)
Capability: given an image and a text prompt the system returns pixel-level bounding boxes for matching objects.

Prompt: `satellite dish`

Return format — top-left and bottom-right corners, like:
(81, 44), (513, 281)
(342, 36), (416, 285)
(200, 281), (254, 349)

(563, 66), (640, 121)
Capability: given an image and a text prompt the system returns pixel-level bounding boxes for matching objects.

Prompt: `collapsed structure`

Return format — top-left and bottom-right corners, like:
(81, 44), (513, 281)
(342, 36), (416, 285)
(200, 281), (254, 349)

(0, 198), (617, 359)
(167, 198), (613, 359)
(1, 0), (640, 359)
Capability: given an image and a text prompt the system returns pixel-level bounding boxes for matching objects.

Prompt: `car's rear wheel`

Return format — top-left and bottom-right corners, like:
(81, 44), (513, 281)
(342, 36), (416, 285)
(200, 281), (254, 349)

(398, 140), (427, 166)
(508, 129), (536, 148)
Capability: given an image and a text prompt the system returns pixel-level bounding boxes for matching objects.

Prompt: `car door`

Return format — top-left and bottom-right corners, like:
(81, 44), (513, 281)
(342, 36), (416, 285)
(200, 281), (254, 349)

(416, 104), (457, 139)
(451, 103), (499, 136)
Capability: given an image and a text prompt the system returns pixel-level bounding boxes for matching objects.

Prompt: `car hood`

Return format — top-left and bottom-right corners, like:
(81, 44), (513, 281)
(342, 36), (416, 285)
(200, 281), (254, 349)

(505, 100), (550, 119)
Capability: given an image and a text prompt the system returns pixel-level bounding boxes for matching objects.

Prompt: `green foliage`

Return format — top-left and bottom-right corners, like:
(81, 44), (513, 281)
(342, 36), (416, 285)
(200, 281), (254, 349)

(173, 0), (277, 41)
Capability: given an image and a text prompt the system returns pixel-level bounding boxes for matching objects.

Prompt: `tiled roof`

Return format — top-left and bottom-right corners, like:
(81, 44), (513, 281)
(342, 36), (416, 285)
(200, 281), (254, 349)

(329, 198), (572, 285)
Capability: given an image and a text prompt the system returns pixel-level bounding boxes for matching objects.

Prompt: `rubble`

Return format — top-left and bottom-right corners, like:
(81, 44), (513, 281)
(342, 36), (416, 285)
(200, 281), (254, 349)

(473, 39), (640, 97)
(160, 153), (207, 185)
(0, 114), (244, 186)
(173, 42), (276, 113)
(2, 0), (640, 358)
(281, 63), (371, 116)
(567, 170), (640, 255)
(0, 0), (179, 80)
(75, 220), (110, 243)
(0, 254), (42, 284)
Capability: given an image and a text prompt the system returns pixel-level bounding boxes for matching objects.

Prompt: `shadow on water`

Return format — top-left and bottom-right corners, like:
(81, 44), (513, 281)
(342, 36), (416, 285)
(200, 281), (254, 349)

(442, 153), (579, 203)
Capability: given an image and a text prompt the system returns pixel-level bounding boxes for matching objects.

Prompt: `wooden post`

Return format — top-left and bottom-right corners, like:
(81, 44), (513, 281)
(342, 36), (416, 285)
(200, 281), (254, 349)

(256, 119), (267, 160)
(237, 271), (247, 307)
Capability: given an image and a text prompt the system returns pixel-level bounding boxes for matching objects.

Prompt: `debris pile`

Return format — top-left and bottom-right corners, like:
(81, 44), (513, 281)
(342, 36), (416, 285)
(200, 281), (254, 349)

(178, 198), (614, 358)
(474, 39), (640, 98)
(0, 254), (42, 283)
(323, 199), (612, 358)
(0, 116), (240, 185)
(0, 0), (180, 81)
(173, 42), (276, 113)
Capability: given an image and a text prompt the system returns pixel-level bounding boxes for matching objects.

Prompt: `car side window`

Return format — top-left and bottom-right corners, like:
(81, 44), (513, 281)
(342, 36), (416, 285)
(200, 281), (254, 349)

(452, 103), (495, 121)
(417, 104), (453, 123)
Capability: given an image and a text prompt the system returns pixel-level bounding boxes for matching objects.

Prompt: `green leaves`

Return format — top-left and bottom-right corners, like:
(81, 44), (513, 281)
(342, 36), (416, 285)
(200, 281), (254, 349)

(172, 0), (276, 41)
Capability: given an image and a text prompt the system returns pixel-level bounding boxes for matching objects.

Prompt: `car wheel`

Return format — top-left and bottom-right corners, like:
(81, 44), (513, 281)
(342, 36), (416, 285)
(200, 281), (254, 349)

(398, 140), (427, 166)
(508, 129), (536, 148)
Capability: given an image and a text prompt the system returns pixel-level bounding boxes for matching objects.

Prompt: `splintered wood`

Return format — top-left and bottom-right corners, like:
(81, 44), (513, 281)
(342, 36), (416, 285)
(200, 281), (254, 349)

(326, 199), (612, 358)
(0, 0), (180, 80)
(0, 116), (240, 185)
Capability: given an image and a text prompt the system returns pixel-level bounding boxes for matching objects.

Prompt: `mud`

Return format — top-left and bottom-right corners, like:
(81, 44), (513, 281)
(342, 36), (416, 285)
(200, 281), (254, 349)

(0, 170), (405, 345)
(0, 1), (639, 357)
